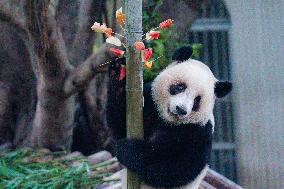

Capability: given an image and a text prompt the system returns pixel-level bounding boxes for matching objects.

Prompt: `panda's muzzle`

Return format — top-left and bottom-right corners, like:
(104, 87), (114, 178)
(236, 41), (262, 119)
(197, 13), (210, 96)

(175, 105), (187, 115)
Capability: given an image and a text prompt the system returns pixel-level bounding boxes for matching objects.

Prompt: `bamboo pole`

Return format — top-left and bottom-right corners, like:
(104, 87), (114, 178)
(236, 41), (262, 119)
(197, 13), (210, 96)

(125, 1), (143, 189)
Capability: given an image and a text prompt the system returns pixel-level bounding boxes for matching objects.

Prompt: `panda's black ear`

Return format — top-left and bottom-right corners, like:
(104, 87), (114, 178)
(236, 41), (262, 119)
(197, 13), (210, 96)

(214, 81), (232, 98)
(172, 46), (193, 62)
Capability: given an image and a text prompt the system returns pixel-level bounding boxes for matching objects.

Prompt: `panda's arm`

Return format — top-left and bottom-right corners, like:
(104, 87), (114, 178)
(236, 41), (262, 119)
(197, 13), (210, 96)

(107, 58), (126, 139)
(113, 139), (150, 173)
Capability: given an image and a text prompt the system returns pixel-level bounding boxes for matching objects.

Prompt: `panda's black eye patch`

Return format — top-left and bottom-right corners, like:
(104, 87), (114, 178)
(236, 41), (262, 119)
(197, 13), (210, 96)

(192, 95), (201, 111)
(169, 83), (187, 95)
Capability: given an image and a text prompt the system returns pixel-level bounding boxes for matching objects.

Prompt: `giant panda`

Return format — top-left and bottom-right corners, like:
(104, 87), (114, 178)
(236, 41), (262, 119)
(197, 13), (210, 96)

(107, 46), (232, 189)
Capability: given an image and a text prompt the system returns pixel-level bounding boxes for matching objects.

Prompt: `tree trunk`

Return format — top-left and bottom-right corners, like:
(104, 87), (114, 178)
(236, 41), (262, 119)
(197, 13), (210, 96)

(0, 0), (111, 151)
(0, 82), (13, 145)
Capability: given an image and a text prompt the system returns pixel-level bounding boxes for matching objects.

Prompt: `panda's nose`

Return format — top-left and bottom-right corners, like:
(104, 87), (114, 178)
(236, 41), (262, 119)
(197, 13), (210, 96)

(176, 106), (187, 115)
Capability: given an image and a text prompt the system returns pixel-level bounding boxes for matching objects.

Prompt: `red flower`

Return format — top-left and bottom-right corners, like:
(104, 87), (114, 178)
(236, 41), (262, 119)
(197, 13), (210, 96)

(147, 31), (160, 40)
(143, 48), (153, 61)
(110, 48), (125, 56)
(150, 31), (160, 39)
(104, 28), (113, 37)
(159, 19), (173, 29)
(119, 65), (126, 80)
(134, 41), (145, 50)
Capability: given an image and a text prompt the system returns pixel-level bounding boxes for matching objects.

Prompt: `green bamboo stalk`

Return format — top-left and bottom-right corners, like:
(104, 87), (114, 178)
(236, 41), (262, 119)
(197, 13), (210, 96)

(125, 1), (144, 189)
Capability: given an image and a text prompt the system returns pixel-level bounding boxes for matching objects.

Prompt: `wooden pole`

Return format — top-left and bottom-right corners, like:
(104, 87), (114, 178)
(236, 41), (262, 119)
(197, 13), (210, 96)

(125, 1), (143, 189)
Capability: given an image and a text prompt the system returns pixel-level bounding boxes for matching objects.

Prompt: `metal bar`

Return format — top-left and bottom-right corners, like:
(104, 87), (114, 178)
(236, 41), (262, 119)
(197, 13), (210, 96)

(203, 31), (210, 66)
(228, 150), (234, 181)
(210, 150), (217, 170)
(191, 18), (230, 31)
(212, 142), (236, 150)
(212, 32), (220, 78)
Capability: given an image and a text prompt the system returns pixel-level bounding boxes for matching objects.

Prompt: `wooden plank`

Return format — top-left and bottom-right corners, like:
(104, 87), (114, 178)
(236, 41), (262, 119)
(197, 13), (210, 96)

(204, 169), (244, 189)
(199, 181), (217, 189)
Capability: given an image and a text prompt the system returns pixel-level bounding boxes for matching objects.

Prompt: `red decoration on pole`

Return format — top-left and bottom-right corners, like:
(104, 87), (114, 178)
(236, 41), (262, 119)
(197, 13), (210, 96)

(143, 48), (153, 61)
(119, 65), (126, 81)
(159, 19), (173, 29)
(134, 41), (145, 50)
(110, 48), (125, 56)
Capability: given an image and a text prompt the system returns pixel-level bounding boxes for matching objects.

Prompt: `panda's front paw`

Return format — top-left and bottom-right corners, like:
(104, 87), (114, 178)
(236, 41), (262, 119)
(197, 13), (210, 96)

(113, 139), (148, 173)
(104, 140), (116, 156)
(110, 57), (126, 71)
(109, 57), (126, 82)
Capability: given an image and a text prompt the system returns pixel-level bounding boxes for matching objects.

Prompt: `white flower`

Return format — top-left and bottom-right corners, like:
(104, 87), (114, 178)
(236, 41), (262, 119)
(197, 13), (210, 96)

(106, 36), (122, 46)
(91, 22), (101, 32)
(116, 7), (123, 17)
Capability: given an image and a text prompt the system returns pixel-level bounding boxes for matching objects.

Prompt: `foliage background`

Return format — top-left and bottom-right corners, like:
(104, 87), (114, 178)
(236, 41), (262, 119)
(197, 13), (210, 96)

(142, 0), (202, 81)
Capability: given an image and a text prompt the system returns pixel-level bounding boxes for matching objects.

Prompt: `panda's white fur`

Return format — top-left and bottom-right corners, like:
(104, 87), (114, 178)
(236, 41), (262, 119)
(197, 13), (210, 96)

(152, 59), (217, 127)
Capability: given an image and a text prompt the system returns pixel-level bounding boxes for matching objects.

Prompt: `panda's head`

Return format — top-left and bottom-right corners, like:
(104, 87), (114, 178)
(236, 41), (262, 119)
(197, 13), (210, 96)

(152, 46), (232, 125)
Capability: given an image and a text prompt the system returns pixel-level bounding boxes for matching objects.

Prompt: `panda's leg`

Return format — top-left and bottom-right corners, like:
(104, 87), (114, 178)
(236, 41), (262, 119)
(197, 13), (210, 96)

(178, 165), (209, 189)
(140, 166), (208, 189)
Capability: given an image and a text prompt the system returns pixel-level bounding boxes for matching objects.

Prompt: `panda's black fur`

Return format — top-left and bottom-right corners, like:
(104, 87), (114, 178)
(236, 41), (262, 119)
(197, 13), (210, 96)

(172, 45), (193, 62)
(107, 57), (127, 140)
(113, 120), (213, 188)
(107, 46), (230, 188)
